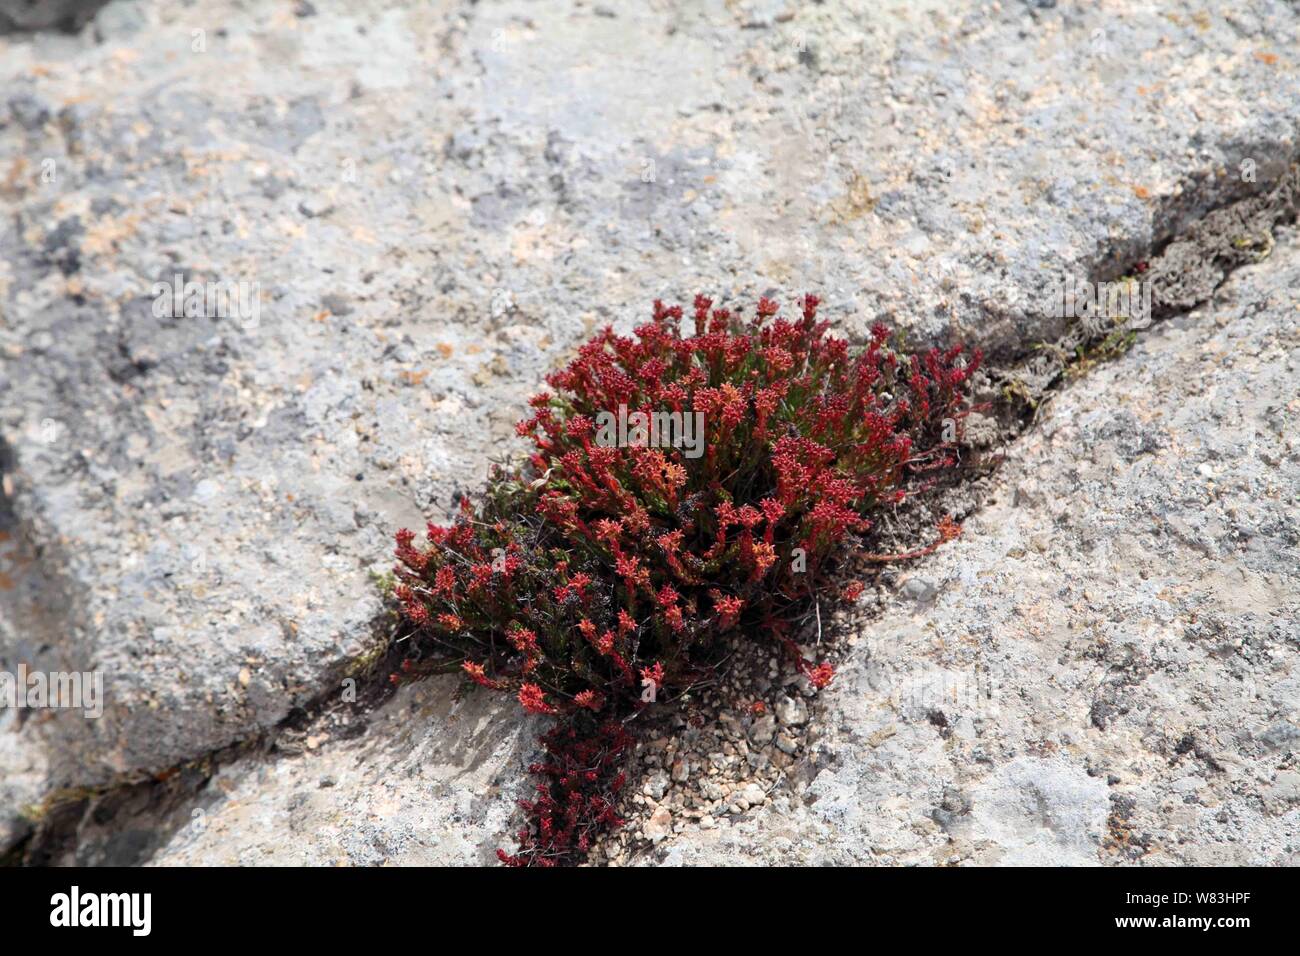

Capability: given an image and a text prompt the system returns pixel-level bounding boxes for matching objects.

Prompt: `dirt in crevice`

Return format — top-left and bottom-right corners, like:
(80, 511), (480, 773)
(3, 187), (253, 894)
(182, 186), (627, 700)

(987, 162), (1300, 436)
(8, 615), (406, 866)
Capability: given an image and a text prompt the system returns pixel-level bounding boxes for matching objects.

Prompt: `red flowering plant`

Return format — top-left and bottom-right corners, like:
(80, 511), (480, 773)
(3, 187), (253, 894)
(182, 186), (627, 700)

(387, 294), (980, 865)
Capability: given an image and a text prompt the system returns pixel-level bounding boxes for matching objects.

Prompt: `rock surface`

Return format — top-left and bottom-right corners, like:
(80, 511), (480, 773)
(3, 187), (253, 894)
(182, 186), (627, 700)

(640, 234), (1300, 865)
(0, 1), (107, 34)
(137, 678), (531, 867)
(147, 228), (1299, 867)
(0, 0), (1297, 864)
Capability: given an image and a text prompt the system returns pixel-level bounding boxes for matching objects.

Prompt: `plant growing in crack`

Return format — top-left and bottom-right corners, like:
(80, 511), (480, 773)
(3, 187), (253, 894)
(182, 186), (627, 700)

(384, 294), (981, 865)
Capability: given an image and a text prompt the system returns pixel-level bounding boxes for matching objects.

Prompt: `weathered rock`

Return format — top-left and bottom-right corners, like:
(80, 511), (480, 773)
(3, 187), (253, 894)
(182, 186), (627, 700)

(0, 0), (1297, 863)
(0, 0), (106, 34)
(643, 805), (673, 843)
(131, 678), (527, 866)
(645, 770), (670, 802)
(670, 756), (690, 783)
(969, 758), (1109, 866)
(747, 714), (777, 746)
(644, 232), (1300, 865)
(774, 695), (808, 728)
(0, 707), (44, 853)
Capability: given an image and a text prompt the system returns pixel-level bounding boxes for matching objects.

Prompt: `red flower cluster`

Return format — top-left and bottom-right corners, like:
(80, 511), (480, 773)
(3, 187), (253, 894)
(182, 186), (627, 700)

(496, 720), (632, 867)
(388, 295), (980, 865)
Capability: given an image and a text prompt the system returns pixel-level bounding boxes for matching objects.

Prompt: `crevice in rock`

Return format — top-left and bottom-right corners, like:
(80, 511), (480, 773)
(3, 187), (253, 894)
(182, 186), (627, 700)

(0, 1), (110, 35)
(0, 440), (88, 701)
(8, 611), (405, 865)
(9, 155), (1299, 867)
(600, 158), (1300, 864)
(987, 160), (1300, 435)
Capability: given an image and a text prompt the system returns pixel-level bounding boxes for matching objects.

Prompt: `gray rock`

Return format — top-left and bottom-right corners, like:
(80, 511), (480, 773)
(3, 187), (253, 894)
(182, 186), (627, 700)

(0, 710), (45, 853)
(644, 770), (670, 801)
(1258, 723), (1300, 752)
(645, 232), (1300, 866)
(643, 805), (673, 843)
(748, 714), (777, 747)
(774, 695), (808, 727)
(140, 678), (527, 866)
(1270, 772), (1300, 805)
(321, 293), (353, 317)
(91, 0), (148, 40)
(0, 0), (106, 33)
(0, 0), (1297, 865)
(7, 94), (50, 132)
(970, 758), (1109, 865)
(144, 226), (1300, 868)
(899, 577), (938, 606)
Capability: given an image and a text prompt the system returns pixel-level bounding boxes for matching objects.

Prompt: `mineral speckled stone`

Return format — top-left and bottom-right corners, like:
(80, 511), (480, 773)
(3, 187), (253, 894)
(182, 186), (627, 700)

(0, 0), (1297, 866)
(632, 233), (1300, 866)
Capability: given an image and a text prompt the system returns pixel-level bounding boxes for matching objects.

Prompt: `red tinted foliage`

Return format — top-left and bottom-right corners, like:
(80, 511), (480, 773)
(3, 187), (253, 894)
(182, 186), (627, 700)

(495, 719), (632, 867)
(388, 295), (980, 864)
